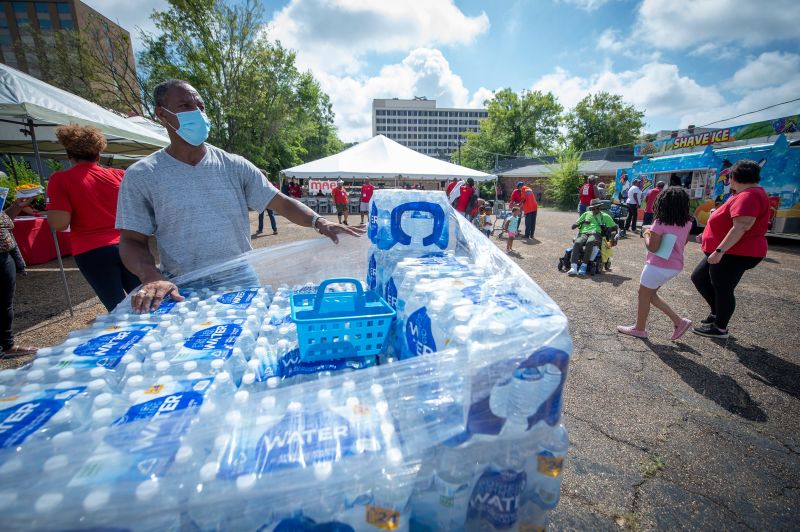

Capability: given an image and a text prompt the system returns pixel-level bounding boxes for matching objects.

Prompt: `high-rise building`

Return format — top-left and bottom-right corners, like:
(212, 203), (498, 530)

(0, 1), (139, 112)
(372, 97), (488, 159)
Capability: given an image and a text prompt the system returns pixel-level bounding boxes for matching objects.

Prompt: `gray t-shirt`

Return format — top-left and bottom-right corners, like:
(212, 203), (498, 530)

(116, 144), (277, 277)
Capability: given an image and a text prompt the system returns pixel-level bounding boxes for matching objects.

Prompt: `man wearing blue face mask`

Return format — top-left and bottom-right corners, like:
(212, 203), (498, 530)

(116, 79), (363, 313)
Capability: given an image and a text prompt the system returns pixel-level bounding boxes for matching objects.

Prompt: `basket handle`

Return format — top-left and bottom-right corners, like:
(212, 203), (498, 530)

(313, 278), (365, 314)
(390, 202), (447, 248)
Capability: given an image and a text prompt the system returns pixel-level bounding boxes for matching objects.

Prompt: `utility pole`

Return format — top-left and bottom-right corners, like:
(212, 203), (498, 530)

(457, 141), (462, 166)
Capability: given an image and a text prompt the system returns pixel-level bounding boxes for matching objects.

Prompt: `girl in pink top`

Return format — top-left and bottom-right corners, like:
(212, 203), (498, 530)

(618, 187), (693, 341)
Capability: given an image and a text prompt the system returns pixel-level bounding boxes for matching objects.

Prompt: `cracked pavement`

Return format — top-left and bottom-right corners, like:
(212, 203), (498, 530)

(8, 208), (800, 530)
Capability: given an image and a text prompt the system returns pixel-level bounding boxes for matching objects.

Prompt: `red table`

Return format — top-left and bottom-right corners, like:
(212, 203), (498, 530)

(12, 216), (72, 265)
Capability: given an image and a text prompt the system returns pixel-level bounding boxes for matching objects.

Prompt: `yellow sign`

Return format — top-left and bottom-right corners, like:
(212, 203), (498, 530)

(366, 505), (400, 530)
(144, 385), (164, 395)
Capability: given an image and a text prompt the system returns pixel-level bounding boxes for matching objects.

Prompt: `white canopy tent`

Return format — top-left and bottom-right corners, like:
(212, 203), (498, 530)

(0, 64), (169, 315)
(282, 134), (494, 181)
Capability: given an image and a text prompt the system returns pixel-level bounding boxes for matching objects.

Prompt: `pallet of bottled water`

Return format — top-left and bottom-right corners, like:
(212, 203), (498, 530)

(0, 190), (571, 531)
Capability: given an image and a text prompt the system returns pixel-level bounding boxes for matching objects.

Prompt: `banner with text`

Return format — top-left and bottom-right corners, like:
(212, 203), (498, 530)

(308, 180), (335, 195)
(634, 114), (799, 157)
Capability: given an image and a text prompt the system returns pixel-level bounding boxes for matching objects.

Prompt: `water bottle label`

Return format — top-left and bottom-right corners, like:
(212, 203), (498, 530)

(56, 354), (126, 369)
(176, 323), (243, 361)
(112, 378), (213, 425)
(405, 307), (436, 357)
(151, 295), (179, 315)
(385, 278), (398, 309)
(0, 387), (84, 449)
(274, 516), (355, 531)
(367, 202), (379, 241)
(253, 410), (355, 473)
(366, 505), (401, 530)
(433, 473), (469, 507)
(279, 348), (376, 378)
(467, 466), (527, 529)
(367, 254), (377, 291)
(217, 289), (258, 308)
(74, 324), (158, 357)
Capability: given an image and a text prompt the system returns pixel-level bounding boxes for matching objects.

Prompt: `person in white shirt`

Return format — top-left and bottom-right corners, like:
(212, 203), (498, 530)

(624, 178), (643, 231)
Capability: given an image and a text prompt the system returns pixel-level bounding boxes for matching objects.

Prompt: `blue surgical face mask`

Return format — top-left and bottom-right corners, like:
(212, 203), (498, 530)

(162, 108), (211, 146)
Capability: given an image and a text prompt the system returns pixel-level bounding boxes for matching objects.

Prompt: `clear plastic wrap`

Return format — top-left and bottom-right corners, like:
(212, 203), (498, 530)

(0, 190), (571, 531)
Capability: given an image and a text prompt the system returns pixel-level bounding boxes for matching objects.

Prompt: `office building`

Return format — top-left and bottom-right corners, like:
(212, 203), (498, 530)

(0, 1), (138, 110)
(372, 97), (488, 159)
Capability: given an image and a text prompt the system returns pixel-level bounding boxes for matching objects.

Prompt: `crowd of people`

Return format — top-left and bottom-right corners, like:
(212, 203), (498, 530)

(0, 78), (774, 356)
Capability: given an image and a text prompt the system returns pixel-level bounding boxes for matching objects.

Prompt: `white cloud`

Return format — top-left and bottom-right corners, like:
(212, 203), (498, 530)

(268, 0), (489, 74)
(557, 0), (611, 12)
(637, 0), (800, 49)
(82, 0), (168, 51)
(532, 62), (724, 129)
(597, 29), (624, 52)
(725, 51), (800, 92)
(317, 48), (491, 141)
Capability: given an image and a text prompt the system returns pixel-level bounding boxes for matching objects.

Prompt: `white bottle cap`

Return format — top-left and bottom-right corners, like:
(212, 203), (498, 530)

(317, 388), (333, 401)
(149, 343), (164, 354)
(56, 368), (76, 381)
(35, 493), (63, 513)
(183, 361), (198, 372)
(155, 360), (170, 373)
(200, 462), (219, 482)
(313, 461), (333, 481)
(175, 445), (193, 464)
(453, 325), (471, 343)
(266, 377), (280, 389)
(93, 393), (113, 408)
(43, 454), (69, 473)
(170, 333), (183, 344)
(31, 358), (50, 369)
(387, 447), (403, 464)
(51, 431), (74, 448)
(287, 401), (302, 413)
(20, 383), (41, 393)
(260, 396), (276, 410)
(241, 373), (256, 386)
(89, 367), (106, 379)
(234, 390), (250, 404)
(136, 479), (159, 501)
(127, 362), (143, 375)
(83, 489), (111, 512)
(125, 375), (144, 389)
(187, 371), (204, 380)
(26, 369), (45, 382)
(119, 353), (136, 366)
(93, 408), (112, 425)
(211, 359), (225, 371)
(87, 379), (107, 392)
(225, 410), (242, 425)
(370, 383), (384, 397)
(50, 407), (73, 425)
(236, 473), (257, 492)
(0, 457), (23, 475)
(488, 320), (507, 336)
(156, 375), (174, 385)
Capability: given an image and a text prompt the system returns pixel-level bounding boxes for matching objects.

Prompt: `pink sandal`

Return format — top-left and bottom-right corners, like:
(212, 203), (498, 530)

(671, 318), (692, 341)
(617, 325), (648, 338)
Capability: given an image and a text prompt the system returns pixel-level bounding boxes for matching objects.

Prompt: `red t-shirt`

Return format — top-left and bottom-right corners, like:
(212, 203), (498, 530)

(578, 183), (596, 205)
(290, 184), (302, 198)
(360, 183), (374, 203)
(509, 189), (522, 206)
(45, 162), (124, 256)
(446, 180), (458, 195)
(333, 187), (349, 204)
(521, 186), (538, 214)
(644, 188), (661, 214)
(456, 184), (474, 213)
(701, 186), (769, 257)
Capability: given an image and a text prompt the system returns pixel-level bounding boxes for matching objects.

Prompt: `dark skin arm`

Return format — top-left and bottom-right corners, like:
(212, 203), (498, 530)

(119, 229), (185, 313)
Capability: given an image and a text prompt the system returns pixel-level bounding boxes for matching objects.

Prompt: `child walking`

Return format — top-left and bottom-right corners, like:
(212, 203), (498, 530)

(503, 207), (522, 254)
(617, 187), (693, 340)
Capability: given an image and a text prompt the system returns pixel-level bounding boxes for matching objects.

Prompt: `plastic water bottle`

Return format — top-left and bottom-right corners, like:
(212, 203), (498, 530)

(413, 444), (475, 530)
(465, 439), (529, 531)
(527, 423), (568, 510)
(368, 190), (451, 252)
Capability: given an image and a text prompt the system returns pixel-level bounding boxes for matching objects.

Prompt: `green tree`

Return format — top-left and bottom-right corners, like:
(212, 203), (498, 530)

(564, 92), (645, 152)
(544, 147), (583, 210)
(456, 88), (563, 171)
(138, 0), (343, 174)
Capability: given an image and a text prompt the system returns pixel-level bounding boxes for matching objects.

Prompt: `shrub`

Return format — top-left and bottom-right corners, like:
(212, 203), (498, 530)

(545, 148), (583, 211)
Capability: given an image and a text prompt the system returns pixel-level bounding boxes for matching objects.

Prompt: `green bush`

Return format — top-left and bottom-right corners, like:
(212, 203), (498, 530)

(1, 156), (44, 209)
(545, 148), (583, 211)
(479, 181), (496, 200)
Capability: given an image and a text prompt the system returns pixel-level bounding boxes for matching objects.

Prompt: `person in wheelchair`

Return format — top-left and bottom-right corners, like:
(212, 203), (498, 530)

(567, 198), (619, 276)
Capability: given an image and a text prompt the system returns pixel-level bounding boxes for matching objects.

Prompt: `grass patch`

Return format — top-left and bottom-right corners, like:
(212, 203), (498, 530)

(640, 453), (666, 478)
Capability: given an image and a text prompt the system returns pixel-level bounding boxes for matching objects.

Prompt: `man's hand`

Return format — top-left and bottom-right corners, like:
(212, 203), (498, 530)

(707, 249), (723, 265)
(318, 219), (366, 244)
(14, 196), (33, 208)
(132, 278), (185, 313)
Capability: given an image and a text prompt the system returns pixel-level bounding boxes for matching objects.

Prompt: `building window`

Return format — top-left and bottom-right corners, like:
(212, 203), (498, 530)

(38, 18), (52, 29)
(56, 3), (70, 14)
(59, 18), (73, 29)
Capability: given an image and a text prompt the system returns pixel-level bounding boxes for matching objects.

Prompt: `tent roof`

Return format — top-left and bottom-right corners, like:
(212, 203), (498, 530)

(500, 159), (632, 178)
(282, 134), (494, 181)
(0, 63), (168, 157)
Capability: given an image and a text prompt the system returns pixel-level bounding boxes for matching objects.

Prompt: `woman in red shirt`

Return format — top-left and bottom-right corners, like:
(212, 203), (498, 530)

(690, 160), (769, 338)
(46, 125), (140, 311)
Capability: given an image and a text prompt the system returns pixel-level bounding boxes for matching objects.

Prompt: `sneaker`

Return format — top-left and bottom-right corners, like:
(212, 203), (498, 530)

(255, 230), (263, 235)
(604, 261), (611, 271)
(578, 264), (588, 276)
(617, 325), (648, 338)
(273, 230), (278, 235)
(671, 318), (692, 341)
(700, 314), (716, 325)
(567, 264), (578, 276)
(692, 324), (729, 339)
(343, 220), (348, 225)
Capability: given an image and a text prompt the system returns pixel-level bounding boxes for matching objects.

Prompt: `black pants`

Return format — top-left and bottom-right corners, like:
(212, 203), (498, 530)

(74, 245), (141, 312)
(691, 253), (762, 330)
(524, 211), (537, 238)
(624, 205), (638, 231)
(0, 252), (15, 350)
(258, 209), (276, 233)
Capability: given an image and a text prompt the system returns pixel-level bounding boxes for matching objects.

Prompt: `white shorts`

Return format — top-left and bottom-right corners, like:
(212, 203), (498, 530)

(640, 264), (680, 289)
(360, 202), (369, 212)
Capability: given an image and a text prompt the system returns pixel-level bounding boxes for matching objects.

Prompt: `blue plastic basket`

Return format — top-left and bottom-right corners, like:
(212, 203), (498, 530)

(290, 278), (396, 361)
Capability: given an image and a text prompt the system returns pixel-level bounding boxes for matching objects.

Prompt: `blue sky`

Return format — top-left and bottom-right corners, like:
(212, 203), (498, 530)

(87, 0), (800, 142)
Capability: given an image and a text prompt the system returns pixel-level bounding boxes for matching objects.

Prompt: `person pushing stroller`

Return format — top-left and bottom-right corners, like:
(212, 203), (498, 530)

(568, 198), (619, 276)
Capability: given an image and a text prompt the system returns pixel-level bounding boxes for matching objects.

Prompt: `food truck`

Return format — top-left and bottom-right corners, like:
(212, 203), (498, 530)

(614, 134), (800, 237)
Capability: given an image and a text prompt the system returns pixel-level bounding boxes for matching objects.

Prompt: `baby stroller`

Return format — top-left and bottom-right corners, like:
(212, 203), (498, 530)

(609, 202), (629, 238)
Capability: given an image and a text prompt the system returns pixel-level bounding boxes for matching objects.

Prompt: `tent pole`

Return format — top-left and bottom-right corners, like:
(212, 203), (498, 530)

(27, 118), (74, 316)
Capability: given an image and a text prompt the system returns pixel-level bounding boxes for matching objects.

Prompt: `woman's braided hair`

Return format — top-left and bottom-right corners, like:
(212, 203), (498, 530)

(653, 186), (691, 226)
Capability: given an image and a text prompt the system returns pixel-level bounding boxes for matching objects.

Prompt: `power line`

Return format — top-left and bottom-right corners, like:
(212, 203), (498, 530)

(699, 97), (800, 127)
